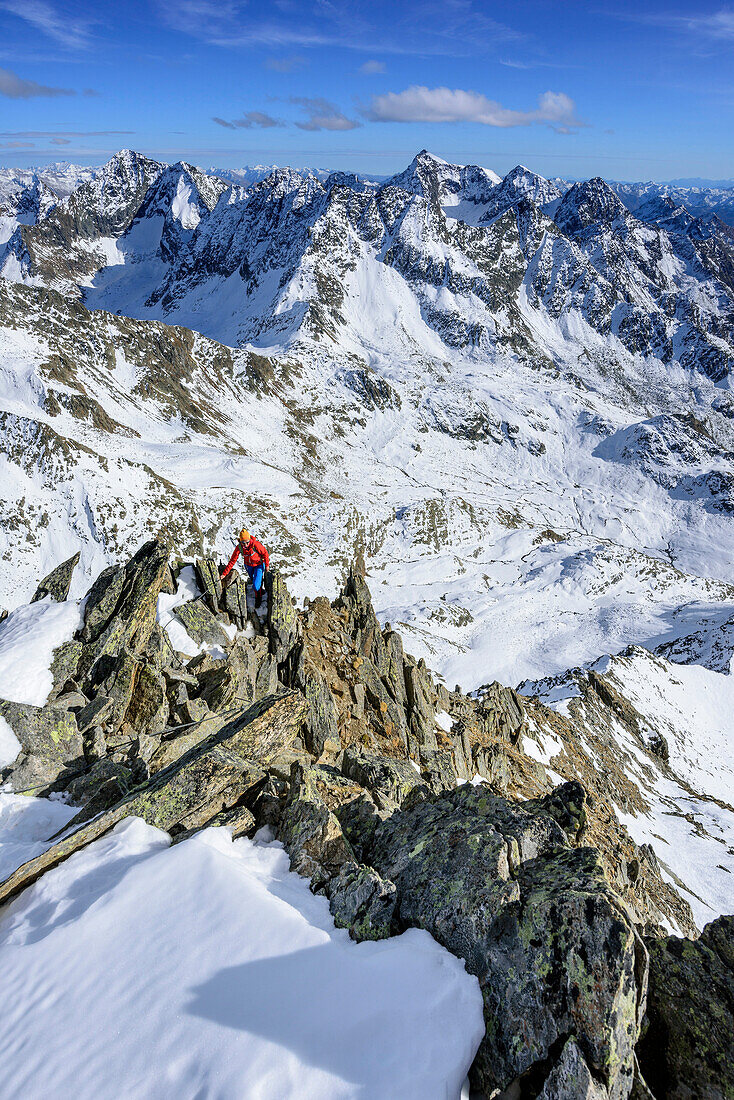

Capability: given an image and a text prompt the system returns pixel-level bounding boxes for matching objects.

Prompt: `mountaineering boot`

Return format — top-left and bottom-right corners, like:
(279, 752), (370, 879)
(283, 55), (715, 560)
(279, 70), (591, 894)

(255, 590), (263, 610)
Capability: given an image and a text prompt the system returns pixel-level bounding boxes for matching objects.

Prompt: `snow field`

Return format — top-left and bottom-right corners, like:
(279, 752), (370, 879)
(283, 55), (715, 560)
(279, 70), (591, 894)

(0, 597), (84, 707)
(0, 810), (485, 1100)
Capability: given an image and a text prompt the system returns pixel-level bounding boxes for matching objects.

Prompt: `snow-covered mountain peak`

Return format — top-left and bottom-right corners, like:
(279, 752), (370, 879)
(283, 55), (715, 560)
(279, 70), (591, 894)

(552, 176), (628, 236)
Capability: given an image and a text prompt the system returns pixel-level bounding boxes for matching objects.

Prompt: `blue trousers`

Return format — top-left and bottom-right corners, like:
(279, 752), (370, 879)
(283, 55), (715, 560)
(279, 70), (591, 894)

(246, 564), (264, 592)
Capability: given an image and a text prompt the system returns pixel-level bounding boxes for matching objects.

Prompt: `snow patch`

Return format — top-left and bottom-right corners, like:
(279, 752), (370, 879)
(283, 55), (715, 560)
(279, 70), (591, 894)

(0, 597), (84, 706)
(0, 813), (485, 1099)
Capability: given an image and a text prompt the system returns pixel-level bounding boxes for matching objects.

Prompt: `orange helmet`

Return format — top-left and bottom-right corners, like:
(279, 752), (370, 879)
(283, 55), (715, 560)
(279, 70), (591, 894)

(239, 528), (250, 543)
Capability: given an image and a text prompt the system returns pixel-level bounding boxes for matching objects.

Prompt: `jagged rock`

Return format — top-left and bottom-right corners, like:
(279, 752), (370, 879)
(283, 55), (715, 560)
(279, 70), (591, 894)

(171, 802), (256, 844)
(76, 539), (171, 735)
(251, 773), (289, 831)
(537, 1037), (609, 1099)
(253, 647), (279, 698)
(475, 681), (525, 742)
(341, 746), (430, 809)
(524, 779), (588, 843)
(267, 569), (299, 664)
(221, 573), (248, 630)
(382, 627), (409, 710)
(174, 599), (231, 649)
(359, 655), (410, 749)
(176, 697), (210, 725)
(327, 862), (397, 941)
(196, 641), (255, 712)
(293, 644), (338, 756)
(148, 713), (229, 772)
(31, 551), (80, 603)
(79, 564), (126, 644)
(119, 662), (168, 748)
(0, 698), (83, 791)
(0, 691), (306, 907)
(367, 783), (645, 1098)
(419, 748), (457, 792)
(83, 724), (106, 763)
(333, 790), (386, 863)
(343, 567), (388, 674)
(64, 758), (135, 822)
(194, 556), (222, 612)
(637, 915), (734, 1100)
(48, 639), (84, 699)
(75, 694), (113, 733)
(278, 763), (355, 889)
(54, 691), (88, 711)
(162, 665), (198, 689)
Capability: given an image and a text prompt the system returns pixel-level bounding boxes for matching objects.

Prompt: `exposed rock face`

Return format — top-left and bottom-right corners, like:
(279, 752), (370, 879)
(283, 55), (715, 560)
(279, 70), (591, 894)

(366, 783), (645, 1098)
(0, 698), (83, 790)
(174, 599), (230, 649)
(637, 915), (734, 1100)
(278, 763), (356, 888)
(0, 691), (305, 907)
(31, 551), (80, 603)
(327, 862), (397, 942)
(0, 545), (707, 1095)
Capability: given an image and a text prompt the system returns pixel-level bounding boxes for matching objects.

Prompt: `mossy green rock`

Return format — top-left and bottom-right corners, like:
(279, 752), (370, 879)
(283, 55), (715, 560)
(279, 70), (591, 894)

(0, 698), (83, 790)
(637, 915), (734, 1100)
(0, 692), (306, 907)
(368, 783), (644, 1099)
(538, 1037), (609, 1099)
(194, 556), (222, 612)
(267, 569), (299, 664)
(278, 764), (355, 889)
(342, 746), (429, 809)
(327, 861), (397, 941)
(174, 599), (230, 649)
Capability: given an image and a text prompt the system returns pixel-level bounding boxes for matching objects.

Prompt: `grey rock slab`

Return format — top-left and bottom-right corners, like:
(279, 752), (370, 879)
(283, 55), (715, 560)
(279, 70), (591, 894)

(174, 599), (231, 649)
(0, 691), (306, 907)
(368, 783), (644, 1099)
(31, 551), (80, 603)
(327, 861), (397, 941)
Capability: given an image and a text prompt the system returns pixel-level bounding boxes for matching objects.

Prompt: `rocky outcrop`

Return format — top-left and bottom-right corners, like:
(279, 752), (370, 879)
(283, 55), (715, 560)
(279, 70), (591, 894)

(637, 915), (734, 1099)
(364, 782), (645, 1097)
(327, 862), (397, 942)
(0, 697), (83, 790)
(31, 551), (80, 603)
(0, 543), (708, 1096)
(0, 692), (306, 907)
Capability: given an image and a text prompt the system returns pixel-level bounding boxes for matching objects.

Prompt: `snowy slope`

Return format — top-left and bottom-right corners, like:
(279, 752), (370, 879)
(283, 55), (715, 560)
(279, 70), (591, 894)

(523, 641), (734, 930)
(0, 813), (483, 1099)
(0, 150), (732, 696)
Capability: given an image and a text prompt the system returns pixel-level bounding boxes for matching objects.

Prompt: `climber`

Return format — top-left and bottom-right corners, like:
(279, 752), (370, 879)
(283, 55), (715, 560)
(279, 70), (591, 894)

(220, 528), (270, 609)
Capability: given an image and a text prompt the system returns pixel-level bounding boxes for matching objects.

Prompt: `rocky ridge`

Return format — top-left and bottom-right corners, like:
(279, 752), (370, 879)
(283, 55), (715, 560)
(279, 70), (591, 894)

(2, 539), (731, 1098)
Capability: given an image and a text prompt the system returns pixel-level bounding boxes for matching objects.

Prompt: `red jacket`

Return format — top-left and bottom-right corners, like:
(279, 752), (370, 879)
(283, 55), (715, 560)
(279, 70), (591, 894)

(221, 536), (270, 580)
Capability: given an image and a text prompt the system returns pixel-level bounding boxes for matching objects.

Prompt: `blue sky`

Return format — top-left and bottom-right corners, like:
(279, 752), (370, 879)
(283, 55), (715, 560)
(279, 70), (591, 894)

(0, 0), (733, 181)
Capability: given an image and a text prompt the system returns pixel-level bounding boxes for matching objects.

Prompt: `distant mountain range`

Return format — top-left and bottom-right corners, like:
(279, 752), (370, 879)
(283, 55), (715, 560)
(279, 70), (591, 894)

(0, 147), (732, 700)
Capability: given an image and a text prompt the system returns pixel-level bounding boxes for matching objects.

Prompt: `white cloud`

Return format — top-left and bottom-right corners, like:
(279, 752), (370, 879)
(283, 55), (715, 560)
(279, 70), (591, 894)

(366, 85), (583, 130)
(291, 97), (361, 131)
(360, 60), (386, 74)
(0, 66), (74, 98)
(213, 112), (285, 130)
(0, 0), (94, 49)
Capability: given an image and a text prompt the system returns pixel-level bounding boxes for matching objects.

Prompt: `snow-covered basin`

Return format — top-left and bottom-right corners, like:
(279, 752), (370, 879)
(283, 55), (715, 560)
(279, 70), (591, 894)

(0, 807), (484, 1099)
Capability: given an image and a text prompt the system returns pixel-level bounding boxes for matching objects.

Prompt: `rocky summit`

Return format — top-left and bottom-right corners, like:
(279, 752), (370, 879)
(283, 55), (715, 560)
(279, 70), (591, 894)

(0, 539), (731, 1098)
